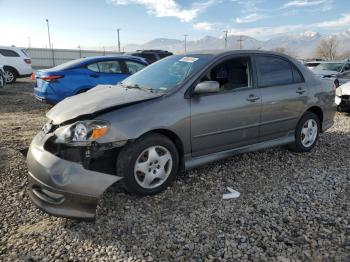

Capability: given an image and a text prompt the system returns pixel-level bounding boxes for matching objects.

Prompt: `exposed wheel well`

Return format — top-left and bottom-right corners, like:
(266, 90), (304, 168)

(143, 129), (185, 169)
(3, 66), (19, 76)
(76, 88), (89, 95)
(306, 106), (323, 130)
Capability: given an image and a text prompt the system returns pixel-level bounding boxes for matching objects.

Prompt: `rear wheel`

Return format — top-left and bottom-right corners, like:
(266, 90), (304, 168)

(3, 68), (17, 84)
(289, 112), (320, 152)
(116, 134), (179, 195)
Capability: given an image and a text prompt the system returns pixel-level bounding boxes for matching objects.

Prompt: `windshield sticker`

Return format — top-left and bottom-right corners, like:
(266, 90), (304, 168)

(179, 57), (199, 63)
(159, 87), (167, 90)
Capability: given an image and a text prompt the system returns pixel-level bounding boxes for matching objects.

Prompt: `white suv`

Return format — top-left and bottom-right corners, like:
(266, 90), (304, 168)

(0, 46), (33, 84)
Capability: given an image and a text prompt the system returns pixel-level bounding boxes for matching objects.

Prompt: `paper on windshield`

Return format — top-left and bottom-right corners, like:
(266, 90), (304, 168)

(179, 57), (199, 63)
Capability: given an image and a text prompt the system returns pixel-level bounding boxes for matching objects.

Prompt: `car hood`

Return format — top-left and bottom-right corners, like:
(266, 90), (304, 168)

(313, 69), (339, 77)
(47, 84), (162, 124)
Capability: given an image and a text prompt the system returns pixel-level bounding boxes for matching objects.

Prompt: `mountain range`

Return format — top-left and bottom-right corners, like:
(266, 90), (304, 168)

(123, 29), (350, 59)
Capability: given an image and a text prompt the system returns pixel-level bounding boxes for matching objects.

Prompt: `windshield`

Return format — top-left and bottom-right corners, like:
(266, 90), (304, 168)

(315, 62), (343, 72)
(121, 54), (213, 92)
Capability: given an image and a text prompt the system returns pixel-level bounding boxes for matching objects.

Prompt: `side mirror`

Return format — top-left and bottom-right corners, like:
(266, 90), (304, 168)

(193, 81), (220, 95)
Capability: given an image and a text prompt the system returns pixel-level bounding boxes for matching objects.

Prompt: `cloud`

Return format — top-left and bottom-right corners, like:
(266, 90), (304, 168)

(228, 12), (350, 39)
(193, 22), (215, 30)
(235, 13), (266, 23)
(108, 0), (216, 22)
(317, 13), (350, 28)
(283, 0), (329, 8)
(228, 24), (306, 39)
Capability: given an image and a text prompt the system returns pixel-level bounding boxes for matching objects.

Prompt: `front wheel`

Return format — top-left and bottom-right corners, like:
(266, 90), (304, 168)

(116, 134), (179, 195)
(289, 112), (320, 152)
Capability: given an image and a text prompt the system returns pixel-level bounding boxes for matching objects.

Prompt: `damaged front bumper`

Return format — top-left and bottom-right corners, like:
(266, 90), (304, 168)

(335, 95), (350, 112)
(27, 132), (123, 219)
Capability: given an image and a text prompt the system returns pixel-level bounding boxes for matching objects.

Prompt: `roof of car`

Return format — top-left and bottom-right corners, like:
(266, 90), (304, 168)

(185, 49), (294, 57)
(316, 60), (347, 63)
(80, 55), (148, 64)
(0, 46), (24, 50)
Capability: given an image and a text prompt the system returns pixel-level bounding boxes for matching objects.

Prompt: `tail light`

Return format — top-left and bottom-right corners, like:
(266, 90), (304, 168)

(40, 75), (64, 82)
(24, 59), (31, 64)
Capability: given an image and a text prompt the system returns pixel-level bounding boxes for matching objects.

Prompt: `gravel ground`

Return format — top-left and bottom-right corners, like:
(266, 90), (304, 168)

(0, 80), (349, 261)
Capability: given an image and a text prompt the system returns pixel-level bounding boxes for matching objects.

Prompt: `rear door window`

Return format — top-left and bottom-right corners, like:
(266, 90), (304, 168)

(0, 49), (20, 57)
(97, 61), (123, 74)
(256, 55), (294, 87)
(86, 63), (99, 72)
(292, 66), (304, 83)
(124, 60), (146, 74)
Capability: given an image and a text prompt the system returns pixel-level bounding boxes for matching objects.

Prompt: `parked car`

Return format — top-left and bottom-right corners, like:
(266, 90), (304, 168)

(304, 60), (325, 70)
(313, 60), (350, 81)
(27, 50), (336, 219)
(335, 81), (350, 112)
(0, 65), (5, 88)
(128, 49), (173, 64)
(34, 55), (148, 104)
(0, 46), (33, 84)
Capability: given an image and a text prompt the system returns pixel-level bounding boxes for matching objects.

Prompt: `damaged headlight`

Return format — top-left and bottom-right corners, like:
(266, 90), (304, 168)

(54, 120), (110, 145)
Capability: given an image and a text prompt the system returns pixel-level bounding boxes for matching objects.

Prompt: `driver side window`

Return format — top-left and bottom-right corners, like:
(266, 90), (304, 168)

(200, 56), (252, 92)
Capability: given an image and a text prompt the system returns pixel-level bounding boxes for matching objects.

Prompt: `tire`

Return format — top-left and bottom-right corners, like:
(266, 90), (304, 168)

(116, 133), (179, 196)
(3, 68), (17, 84)
(0, 75), (4, 88)
(289, 112), (320, 152)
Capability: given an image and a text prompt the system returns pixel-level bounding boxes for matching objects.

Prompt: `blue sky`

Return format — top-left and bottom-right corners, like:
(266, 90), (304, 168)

(0, 0), (349, 50)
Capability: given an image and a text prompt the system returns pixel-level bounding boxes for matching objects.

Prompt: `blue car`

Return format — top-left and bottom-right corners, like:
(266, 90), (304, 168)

(34, 55), (148, 104)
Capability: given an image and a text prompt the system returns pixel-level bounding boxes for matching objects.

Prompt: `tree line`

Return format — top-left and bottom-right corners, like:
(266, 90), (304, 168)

(271, 36), (350, 60)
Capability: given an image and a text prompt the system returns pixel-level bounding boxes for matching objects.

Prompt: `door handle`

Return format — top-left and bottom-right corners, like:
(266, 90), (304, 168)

(296, 87), (306, 94)
(246, 94), (260, 102)
(90, 74), (99, 78)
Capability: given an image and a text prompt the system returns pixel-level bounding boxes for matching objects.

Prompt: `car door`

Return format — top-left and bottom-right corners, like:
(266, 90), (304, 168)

(190, 55), (261, 157)
(254, 55), (308, 142)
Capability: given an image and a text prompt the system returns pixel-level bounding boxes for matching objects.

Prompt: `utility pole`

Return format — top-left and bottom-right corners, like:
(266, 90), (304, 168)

(117, 28), (121, 53)
(46, 19), (55, 66)
(223, 30), (228, 49)
(78, 45), (82, 58)
(237, 35), (244, 50)
(27, 36), (31, 48)
(183, 34), (188, 54)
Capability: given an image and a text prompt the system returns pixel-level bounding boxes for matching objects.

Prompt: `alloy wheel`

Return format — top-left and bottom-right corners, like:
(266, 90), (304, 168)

(134, 145), (173, 189)
(301, 119), (318, 147)
(3, 71), (14, 83)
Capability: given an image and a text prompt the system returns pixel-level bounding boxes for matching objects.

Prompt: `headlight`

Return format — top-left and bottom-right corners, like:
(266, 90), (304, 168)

(54, 120), (110, 145)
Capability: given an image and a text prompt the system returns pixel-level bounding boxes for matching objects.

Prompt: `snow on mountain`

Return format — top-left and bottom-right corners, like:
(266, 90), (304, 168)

(123, 29), (350, 58)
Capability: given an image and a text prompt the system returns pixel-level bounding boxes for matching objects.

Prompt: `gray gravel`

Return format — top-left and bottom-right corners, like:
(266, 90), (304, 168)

(0, 80), (349, 261)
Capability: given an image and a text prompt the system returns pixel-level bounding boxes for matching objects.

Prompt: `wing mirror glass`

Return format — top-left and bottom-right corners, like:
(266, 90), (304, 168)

(193, 81), (220, 95)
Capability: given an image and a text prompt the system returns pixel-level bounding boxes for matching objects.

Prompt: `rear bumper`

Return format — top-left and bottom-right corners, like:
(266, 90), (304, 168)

(27, 133), (122, 219)
(34, 87), (58, 104)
